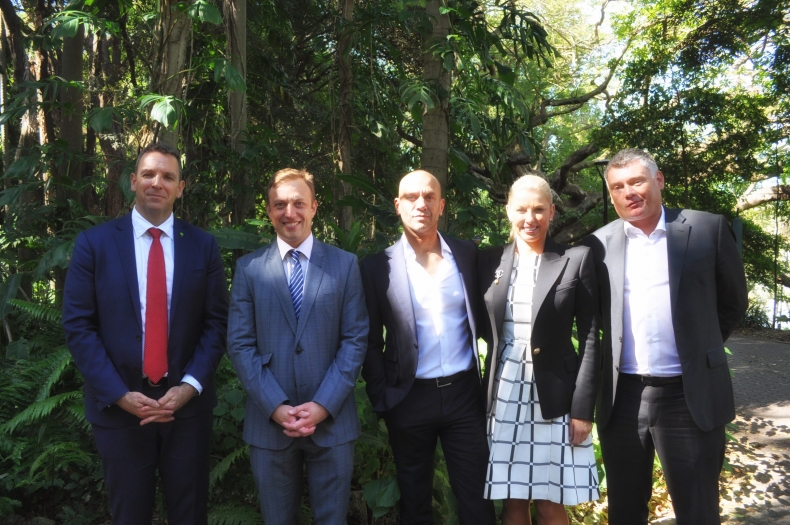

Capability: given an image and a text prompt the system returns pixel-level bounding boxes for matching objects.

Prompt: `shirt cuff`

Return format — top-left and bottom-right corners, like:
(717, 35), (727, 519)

(181, 374), (203, 395)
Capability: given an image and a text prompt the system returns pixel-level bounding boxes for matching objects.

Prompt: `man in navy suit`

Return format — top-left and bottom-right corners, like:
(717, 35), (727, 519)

(227, 168), (368, 524)
(63, 143), (228, 525)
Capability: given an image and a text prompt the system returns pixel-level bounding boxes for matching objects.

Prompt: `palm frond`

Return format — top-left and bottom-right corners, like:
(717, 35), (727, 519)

(209, 445), (249, 489)
(1, 391), (81, 434)
(9, 299), (61, 324)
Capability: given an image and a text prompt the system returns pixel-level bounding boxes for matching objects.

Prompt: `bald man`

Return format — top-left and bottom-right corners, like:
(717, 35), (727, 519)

(361, 171), (494, 525)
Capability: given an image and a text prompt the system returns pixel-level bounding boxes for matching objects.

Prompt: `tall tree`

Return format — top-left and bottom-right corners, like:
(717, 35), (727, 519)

(337, 0), (355, 232)
(154, 0), (192, 148)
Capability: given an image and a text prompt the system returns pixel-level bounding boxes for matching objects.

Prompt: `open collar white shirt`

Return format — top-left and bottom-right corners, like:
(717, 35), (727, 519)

(276, 233), (314, 286)
(621, 207), (682, 376)
(131, 208), (201, 392)
(402, 234), (474, 379)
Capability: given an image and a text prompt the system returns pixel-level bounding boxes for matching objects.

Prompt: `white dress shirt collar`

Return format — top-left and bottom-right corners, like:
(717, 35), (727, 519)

(277, 233), (314, 261)
(401, 232), (454, 265)
(132, 208), (175, 240)
(623, 206), (667, 239)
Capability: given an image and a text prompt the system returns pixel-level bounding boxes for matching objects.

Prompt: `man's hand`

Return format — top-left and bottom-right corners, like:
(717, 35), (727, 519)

(569, 418), (593, 446)
(116, 392), (174, 425)
(281, 402), (329, 437)
(272, 404), (304, 437)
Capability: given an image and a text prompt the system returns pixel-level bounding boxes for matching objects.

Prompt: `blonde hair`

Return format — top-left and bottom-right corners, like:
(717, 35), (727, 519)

(267, 168), (316, 201)
(506, 175), (553, 242)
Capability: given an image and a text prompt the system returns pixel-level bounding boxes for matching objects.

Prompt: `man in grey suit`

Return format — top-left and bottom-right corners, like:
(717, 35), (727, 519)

(583, 149), (747, 525)
(227, 168), (368, 525)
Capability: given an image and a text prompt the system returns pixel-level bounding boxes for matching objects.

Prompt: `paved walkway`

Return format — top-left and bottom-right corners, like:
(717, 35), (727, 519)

(719, 335), (790, 524)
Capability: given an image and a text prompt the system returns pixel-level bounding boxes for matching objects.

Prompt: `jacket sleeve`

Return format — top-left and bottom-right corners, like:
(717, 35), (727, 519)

(226, 258), (290, 420)
(311, 257), (370, 418)
(62, 232), (129, 410)
(359, 257), (388, 412)
(715, 214), (748, 342)
(570, 246), (601, 421)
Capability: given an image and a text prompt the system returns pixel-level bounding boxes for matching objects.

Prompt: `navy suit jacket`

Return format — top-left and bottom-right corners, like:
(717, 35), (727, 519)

(62, 213), (229, 428)
(226, 238), (369, 450)
(360, 234), (483, 413)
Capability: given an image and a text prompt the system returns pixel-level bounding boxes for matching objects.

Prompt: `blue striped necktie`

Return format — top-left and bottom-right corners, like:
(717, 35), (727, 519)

(288, 250), (304, 320)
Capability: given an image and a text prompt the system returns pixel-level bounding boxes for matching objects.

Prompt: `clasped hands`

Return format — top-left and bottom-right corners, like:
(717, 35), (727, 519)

(116, 384), (197, 425)
(272, 402), (329, 438)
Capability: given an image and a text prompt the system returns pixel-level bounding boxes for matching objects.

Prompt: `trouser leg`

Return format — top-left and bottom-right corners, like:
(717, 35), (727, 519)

(303, 439), (356, 525)
(249, 442), (303, 525)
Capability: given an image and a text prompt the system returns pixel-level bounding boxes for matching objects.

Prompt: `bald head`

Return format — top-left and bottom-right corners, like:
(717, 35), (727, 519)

(398, 170), (441, 197)
(395, 169), (445, 238)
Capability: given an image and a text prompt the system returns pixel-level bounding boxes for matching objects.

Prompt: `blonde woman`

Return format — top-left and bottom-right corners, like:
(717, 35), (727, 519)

(479, 175), (601, 524)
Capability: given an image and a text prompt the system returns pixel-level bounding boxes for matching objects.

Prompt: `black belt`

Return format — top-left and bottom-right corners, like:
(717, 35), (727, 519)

(621, 373), (682, 386)
(413, 368), (475, 388)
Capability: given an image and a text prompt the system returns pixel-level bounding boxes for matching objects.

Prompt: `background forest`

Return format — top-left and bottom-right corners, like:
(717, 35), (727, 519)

(0, 0), (788, 523)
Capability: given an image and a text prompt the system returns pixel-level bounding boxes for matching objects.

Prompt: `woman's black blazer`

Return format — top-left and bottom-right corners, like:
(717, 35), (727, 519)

(478, 237), (601, 421)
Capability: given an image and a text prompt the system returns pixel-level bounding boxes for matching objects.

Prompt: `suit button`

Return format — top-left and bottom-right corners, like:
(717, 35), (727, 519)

(295, 347), (303, 355)
(533, 347), (541, 355)
(619, 336), (623, 343)
(133, 367), (141, 374)
(136, 335), (142, 341)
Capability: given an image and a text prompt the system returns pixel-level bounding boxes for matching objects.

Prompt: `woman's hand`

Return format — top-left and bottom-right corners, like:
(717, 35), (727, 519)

(569, 418), (593, 446)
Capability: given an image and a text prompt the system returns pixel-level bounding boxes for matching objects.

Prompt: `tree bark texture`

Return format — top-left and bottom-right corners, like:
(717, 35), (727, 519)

(97, 32), (127, 218)
(154, 0), (191, 149)
(421, 0), (451, 229)
(224, 0), (253, 225)
(59, 25), (85, 204)
(337, 0), (354, 232)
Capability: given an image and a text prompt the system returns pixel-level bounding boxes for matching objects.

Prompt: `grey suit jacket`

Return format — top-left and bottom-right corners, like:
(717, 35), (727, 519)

(582, 208), (747, 432)
(360, 234), (483, 413)
(227, 238), (369, 450)
(479, 238), (600, 421)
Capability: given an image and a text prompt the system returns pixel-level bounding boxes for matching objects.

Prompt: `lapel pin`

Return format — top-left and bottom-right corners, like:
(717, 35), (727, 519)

(180, 232), (184, 237)
(494, 270), (503, 285)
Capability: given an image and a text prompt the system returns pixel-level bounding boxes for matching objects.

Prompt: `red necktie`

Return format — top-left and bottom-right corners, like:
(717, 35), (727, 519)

(144, 228), (168, 383)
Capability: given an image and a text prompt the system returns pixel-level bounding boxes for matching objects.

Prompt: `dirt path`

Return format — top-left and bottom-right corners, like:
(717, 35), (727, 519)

(719, 334), (790, 524)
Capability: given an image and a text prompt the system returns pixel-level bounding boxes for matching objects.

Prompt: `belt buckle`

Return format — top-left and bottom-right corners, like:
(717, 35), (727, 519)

(436, 378), (452, 388)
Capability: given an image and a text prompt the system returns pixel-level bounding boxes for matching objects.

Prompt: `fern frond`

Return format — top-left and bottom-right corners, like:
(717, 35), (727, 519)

(209, 445), (249, 489)
(29, 441), (96, 478)
(9, 299), (61, 324)
(1, 391), (81, 434)
(208, 504), (263, 525)
(36, 347), (73, 401)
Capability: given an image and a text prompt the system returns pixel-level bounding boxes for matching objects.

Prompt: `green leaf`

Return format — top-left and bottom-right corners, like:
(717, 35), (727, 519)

(495, 61), (516, 86)
(88, 107), (120, 133)
(5, 339), (29, 360)
(186, 0), (222, 25)
(151, 98), (179, 129)
(224, 389), (244, 405)
(224, 62), (247, 92)
(51, 16), (81, 39)
(207, 228), (267, 251)
(34, 239), (75, 281)
(0, 273), (22, 319)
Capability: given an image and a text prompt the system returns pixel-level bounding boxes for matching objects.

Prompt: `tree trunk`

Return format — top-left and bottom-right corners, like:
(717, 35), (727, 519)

(59, 25), (85, 205)
(1, 15), (11, 173)
(97, 31), (127, 218)
(154, 0), (191, 149)
(337, 0), (354, 232)
(224, 0), (253, 226)
(421, 0), (451, 230)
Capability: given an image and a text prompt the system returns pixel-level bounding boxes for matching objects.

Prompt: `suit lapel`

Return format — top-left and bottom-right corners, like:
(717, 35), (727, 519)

(665, 208), (689, 314)
(486, 242), (515, 349)
(170, 219), (189, 322)
(386, 239), (417, 343)
(442, 234), (477, 340)
(531, 240), (569, 326)
(605, 223), (626, 368)
(113, 214), (142, 330)
(265, 242), (298, 333)
(295, 240), (325, 342)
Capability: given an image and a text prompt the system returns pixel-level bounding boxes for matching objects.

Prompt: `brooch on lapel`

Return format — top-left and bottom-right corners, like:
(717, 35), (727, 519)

(494, 270), (503, 285)
(180, 232), (184, 237)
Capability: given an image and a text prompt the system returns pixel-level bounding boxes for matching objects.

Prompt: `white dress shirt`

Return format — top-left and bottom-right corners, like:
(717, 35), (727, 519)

(621, 208), (682, 376)
(403, 234), (474, 379)
(131, 208), (201, 392)
(276, 233), (314, 286)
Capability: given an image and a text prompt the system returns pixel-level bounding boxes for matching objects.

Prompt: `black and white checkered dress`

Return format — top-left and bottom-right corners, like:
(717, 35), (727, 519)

(484, 254), (599, 504)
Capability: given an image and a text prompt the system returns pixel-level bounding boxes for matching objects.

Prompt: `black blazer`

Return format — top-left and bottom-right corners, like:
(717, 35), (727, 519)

(360, 234), (482, 413)
(582, 208), (748, 432)
(479, 237), (600, 421)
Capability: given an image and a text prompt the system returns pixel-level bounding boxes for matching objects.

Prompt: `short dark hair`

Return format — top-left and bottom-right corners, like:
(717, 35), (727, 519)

(266, 168), (316, 202)
(134, 143), (182, 179)
(604, 148), (658, 180)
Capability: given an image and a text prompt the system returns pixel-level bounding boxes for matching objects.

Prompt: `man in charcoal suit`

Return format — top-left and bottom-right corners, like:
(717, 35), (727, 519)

(582, 148), (748, 525)
(361, 170), (495, 525)
(227, 168), (368, 524)
(63, 143), (229, 525)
